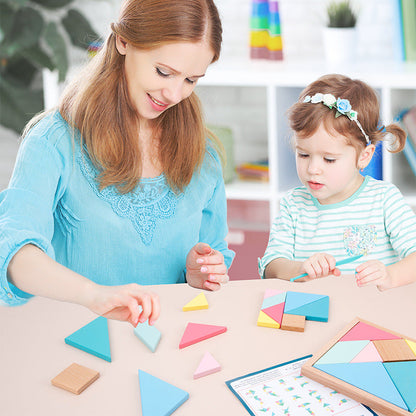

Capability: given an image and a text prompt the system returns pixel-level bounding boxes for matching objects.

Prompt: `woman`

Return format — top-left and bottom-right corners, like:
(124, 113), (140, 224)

(0, 0), (234, 327)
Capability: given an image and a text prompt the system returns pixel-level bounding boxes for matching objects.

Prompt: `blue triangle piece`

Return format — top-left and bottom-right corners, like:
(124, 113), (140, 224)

(139, 370), (189, 416)
(65, 316), (111, 362)
(384, 361), (416, 412)
(285, 296), (329, 322)
(134, 320), (161, 352)
(284, 291), (327, 313)
(315, 362), (407, 410)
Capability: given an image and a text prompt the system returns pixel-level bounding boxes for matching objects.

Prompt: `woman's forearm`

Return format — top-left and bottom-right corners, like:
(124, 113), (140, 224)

(7, 244), (96, 307)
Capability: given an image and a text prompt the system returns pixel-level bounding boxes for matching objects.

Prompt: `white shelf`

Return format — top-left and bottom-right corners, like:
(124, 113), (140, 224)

(225, 180), (272, 201)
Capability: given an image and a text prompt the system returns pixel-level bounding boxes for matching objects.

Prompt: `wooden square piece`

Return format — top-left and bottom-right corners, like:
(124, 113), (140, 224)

(51, 363), (99, 394)
(373, 339), (416, 362)
(281, 314), (305, 332)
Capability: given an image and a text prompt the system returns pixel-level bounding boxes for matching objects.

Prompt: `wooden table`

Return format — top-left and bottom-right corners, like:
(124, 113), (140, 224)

(1, 277), (415, 415)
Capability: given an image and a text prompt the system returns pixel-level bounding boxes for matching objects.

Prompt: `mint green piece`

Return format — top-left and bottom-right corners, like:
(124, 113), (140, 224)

(268, 24), (281, 35)
(315, 340), (370, 365)
(65, 316), (111, 362)
(250, 16), (269, 30)
(134, 320), (161, 353)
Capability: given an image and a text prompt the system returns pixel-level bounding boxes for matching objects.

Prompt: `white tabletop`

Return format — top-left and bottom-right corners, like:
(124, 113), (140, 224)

(1, 276), (415, 415)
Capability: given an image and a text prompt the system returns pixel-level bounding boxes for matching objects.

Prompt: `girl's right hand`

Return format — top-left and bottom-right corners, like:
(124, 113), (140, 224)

(301, 253), (341, 280)
(85, 283), (160, 327)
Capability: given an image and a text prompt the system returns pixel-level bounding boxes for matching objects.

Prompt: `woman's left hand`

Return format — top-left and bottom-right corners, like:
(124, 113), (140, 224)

(186, 242), (229, 291)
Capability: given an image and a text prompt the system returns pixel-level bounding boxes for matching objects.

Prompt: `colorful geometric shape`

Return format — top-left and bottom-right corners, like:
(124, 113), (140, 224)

(284, 291), (326, 314)
(262, 302), (285, 326)
(134, 320), (161, 353)
(280, 313), (305, 332)
(315, 340), (370, 365)
(138, 370), (189, 416)
(261, 291), (286, 309)
(373, 339), (416, 362)
(383, 360), (416, 412)
(351, 341), (383, 363)
(257, 310), (280, 329)
(179, 322), (227, 349)
(284, 296), (329, 322)
(314, 362), (408, 410)
(339, 322), (401, 342)
(182, 292), (209, 311)
(405, 339), (416, 356)
(65, 316), (111, 362)
(51, 363), (99, 395)
(193, 352), (221, 379)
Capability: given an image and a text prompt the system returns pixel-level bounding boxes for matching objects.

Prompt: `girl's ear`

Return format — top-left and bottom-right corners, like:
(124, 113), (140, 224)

(115, 35), (128, 55)
(358, 144), (376, 170)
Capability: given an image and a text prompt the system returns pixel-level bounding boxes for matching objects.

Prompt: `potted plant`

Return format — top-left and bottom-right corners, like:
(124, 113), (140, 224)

(323, 0), (358, 65)
(0, 0), (100, 134)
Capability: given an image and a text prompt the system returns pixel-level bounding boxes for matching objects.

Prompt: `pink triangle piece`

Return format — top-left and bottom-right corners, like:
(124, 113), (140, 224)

(264, 289), (284, 298)
(262, 303), (285, 326)
(339, 322), (401, 342)
(193, 352), (221, 379)
(179, 323), (227, 349)
(351, 341), (383, 363)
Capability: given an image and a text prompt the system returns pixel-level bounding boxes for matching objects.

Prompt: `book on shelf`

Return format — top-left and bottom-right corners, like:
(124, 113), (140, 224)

(400, 106), (416, 177)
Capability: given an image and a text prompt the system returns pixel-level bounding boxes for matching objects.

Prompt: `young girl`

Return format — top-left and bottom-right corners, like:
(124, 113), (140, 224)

(259, 74), (416, 291)
(0, 0), (234, 326)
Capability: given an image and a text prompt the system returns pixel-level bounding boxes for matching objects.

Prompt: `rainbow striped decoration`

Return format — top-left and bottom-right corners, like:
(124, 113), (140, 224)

(250, 0), (283, 60)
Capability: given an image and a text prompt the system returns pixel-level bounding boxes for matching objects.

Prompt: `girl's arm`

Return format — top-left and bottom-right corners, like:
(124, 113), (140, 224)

(7, 244), (160, 326)
(265, 257), (303, 280)
(386, 251), (416, 289)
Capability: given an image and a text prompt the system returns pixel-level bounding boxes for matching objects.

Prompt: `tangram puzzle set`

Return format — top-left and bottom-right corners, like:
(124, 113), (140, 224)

(257, 289), (329, 332)
(302, 317), (416, 416)
(55, 292), (225, 415)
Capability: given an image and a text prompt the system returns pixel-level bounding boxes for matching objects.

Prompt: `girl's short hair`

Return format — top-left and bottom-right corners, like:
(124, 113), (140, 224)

(288, 74), (406, 154)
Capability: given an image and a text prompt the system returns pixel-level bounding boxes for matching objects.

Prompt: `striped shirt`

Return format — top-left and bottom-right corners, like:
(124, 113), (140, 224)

(259, 176), (416, 277)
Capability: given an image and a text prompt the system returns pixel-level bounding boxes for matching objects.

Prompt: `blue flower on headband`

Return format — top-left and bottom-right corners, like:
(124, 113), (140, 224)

(336, 98), (352, 115)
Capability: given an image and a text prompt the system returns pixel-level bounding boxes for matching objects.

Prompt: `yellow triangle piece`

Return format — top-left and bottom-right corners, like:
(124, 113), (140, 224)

(182, 292), (209, 311)
(257, 310), (280, 329)
(405, 339), (416, 357)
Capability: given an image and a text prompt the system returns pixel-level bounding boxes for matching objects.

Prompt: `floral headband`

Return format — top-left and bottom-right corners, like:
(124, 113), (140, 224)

(303, 93), (370, 144)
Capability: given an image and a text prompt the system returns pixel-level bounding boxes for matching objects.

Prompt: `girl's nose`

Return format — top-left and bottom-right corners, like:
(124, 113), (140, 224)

(307, 157), (322, 174)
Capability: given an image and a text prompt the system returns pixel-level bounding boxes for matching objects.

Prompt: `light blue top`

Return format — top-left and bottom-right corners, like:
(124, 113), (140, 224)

(259, 176), (416, 277)
(0, 111), (234, 306)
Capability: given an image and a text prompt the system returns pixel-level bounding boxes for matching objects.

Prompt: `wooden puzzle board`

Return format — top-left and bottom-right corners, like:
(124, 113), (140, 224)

(301, 317), (416, 416)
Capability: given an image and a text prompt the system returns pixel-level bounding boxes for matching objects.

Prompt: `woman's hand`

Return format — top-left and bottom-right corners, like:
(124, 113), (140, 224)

(86, 283), (160, 327)
(300, 253), (341, 281)
(186, 242), (229, 291)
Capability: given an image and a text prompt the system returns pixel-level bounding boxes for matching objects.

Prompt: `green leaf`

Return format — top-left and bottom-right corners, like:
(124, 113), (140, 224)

(44, 21), (68, 81)
(0, 2), (14, 44)
(30, 0), (74, 9)
(0, 6), (44, 57)
(1, 55), (38, 87)
(62, 8), (100, 49)
(0, 76), (44, 134)
(20, 43), (55, 71)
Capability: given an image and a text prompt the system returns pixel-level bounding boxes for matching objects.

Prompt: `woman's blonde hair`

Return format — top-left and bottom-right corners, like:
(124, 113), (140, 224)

(288, 74), (406, 155)
(58, 0), (222, 193)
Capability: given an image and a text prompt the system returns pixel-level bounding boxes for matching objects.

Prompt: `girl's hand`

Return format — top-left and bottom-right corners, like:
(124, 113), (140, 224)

(301, 253), (341, 280)
(86, 283), (160, 327)
(355, 260), (392, 291)
(186, 242), (229, 291)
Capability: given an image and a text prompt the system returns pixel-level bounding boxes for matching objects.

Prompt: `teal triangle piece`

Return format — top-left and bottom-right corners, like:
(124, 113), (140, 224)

(139, 370), (189, 416)
(315, 340), (370, 365)
(315, 362), (407, 410)
(284, 291), (327, 314)
(134, 320), (161, 352)
(384, 361), (416, 412)
(261, 292), (287, 309)
(65, 316), (111, 362)
(284, 296), (329, 322)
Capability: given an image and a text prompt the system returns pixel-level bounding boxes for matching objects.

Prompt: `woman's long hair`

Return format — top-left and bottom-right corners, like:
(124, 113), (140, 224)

(59, 0), (222, 193)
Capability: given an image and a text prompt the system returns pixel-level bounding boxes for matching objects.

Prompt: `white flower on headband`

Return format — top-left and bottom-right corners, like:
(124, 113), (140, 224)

(302, 93), (370, 144)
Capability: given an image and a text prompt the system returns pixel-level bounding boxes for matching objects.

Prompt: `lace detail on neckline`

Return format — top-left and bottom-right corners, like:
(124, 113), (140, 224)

(77, 155), (181, 245)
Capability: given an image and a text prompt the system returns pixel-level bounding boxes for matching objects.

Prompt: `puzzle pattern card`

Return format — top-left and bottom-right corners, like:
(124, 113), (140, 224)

(226, 355), (376, 416)
(302, 317), (416, 416)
